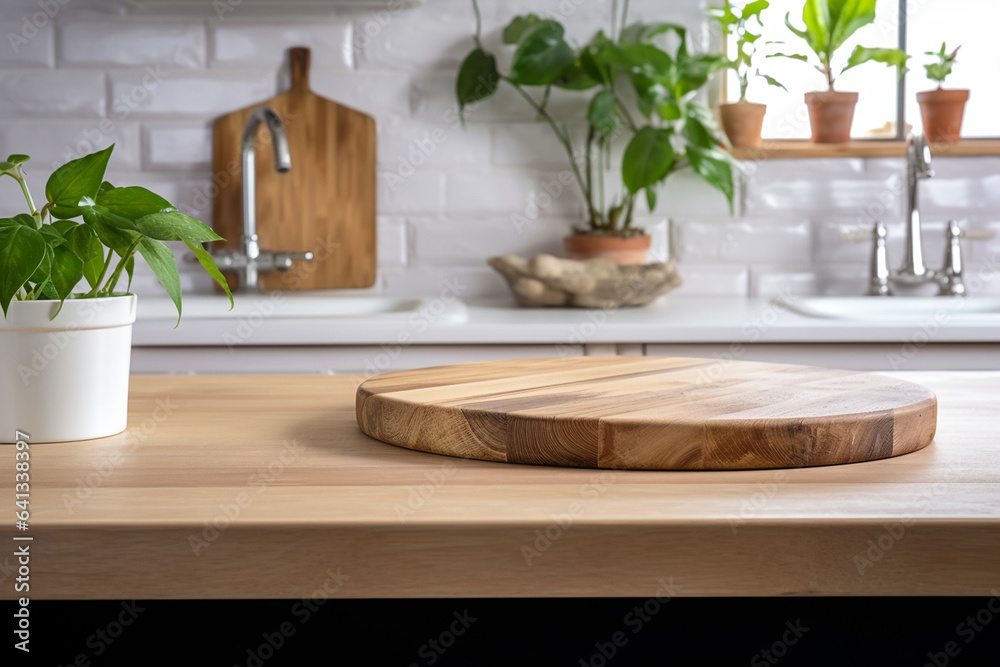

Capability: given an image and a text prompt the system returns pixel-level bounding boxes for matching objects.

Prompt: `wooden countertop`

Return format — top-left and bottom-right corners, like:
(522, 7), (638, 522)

(2, 372), (998, 599)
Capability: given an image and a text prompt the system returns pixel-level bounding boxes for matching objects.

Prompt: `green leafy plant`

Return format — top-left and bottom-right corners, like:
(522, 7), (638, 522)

(709, 0), (785, 102)
(924, 42), (959, 86)
(0, 145), (232, 324)
(771, 0), (908, 90)
(455, 0), (734, 234)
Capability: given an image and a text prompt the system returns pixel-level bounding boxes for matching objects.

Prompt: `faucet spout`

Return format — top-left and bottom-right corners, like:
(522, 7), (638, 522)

(239, 107), (290, 291)
(896, 133), (934, 285)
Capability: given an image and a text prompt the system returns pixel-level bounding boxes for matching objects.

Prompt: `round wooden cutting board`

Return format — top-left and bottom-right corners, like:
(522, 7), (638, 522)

(355, 357), (938, 470)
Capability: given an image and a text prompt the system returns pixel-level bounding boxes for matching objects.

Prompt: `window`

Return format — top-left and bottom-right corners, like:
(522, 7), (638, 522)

(721, 0), (997, 140)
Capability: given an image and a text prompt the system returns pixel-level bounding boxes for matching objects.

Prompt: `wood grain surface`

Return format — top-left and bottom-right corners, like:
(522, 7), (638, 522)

(1, 373), (996, 599)
(212, 47), (376, 290)
(357, 357), (938, 470)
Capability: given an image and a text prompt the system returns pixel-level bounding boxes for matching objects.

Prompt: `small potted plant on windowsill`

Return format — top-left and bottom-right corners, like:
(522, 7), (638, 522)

(917, 43), (967, 144)
(455, 1), (734, 264)
(772, 0), (908, 143)
(0, 146), (232, 443)
(710, 0), (786, 148)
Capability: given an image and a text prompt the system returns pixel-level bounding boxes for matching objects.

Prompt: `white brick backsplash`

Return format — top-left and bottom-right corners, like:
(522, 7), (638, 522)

(60, 20), (206, 68)
(634, 217), (669, 263)
(746, 173), (903, 220)
(378, 117), (490, 171)
(492, 123), (575, 167)
(673, 218), (810, 263)
(674, 264), (750, 296)
(109, 70), (274, 117)
(446, 170), (585, 217)
(355, 0), (472, 70)
(409, 216), (574, 266)
(211, 21), (353, 70)
(0, 70), (104, 117)
(382, 266), (508, 298)
(377, 217), (407, 267)
(0, 120), (140, 172)
(143, 122), (212, 170)
(377, 169), (445, 215)
(311, 71), (411, 119)
(0, 17), (53, 66)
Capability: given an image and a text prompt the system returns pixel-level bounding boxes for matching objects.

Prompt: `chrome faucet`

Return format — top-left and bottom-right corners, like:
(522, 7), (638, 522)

(212, 107), (313, 292)
(848, 133), (994, 297)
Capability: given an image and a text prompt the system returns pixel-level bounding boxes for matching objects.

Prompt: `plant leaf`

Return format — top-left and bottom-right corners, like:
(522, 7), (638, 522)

(133, 211), (223, 243)
(843, 46), (909, 76)
(0, 224), (46, 316)
(622, 126), (675, 193)
(456, 48), (499, 117)
(686, 145), (734, 210)
(645, 187), (657, 212)
(502, 14), (541, 44)
(138, 237), (182, 326)
(98, 186), (176, 220)
(757, 72), (787, 90)
(587, 89), (619, 137)
(828, 0), (877, 55)
(509, 21), (575, 86)
(742, 0), (770, 19)
(682, 114), (718, 149)
(6, 154), (29, 165)
(185, 240), (233, 309)
(45, 144), (114, 220)
(64, 224), (105, 289)
(49, 244), (84, 302)
(0, 213), (38, 229)
(619, 22), (687, 48)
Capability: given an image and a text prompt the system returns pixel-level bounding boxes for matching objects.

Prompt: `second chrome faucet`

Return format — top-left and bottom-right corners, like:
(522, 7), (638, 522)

(849, 133), (993, 297)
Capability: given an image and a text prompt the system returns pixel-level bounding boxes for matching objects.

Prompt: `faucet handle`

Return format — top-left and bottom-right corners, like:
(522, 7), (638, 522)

(272, 251), (314, 271)
(937, 221), (994, 296)
(865, 221), (892, 297)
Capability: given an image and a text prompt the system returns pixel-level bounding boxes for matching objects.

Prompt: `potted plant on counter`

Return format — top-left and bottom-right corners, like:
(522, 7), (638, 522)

(456, 1), (734, 264)
(710, 0), (786, 148)
(917, 43), (967, 144)
(0, 146), (232, 443)
(772, 0), (908, 143)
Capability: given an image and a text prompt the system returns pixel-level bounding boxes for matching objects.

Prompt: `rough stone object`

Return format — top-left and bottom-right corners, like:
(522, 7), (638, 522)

(487, 254), (683, 308)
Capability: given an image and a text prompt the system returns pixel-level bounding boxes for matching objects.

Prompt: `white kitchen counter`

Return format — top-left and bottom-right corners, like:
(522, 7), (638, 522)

(132, 294), (1000, 347)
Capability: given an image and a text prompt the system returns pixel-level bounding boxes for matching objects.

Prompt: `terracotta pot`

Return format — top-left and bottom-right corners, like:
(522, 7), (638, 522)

(917, 88), (969, 144)
(564, 234), (651, 264)
(719, 102), (766, 148)
(804, 91), (859, 143)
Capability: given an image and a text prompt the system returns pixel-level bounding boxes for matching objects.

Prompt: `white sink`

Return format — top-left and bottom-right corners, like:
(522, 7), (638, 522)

(777, 296), (1000, 321)
(138, 292), (467, 322)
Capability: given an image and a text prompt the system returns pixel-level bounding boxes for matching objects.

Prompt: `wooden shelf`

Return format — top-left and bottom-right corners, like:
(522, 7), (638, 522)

(730, 138), (1000, 160)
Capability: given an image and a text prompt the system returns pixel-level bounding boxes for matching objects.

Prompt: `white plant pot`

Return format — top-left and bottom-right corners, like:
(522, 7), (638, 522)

(0, 295), (137, 443)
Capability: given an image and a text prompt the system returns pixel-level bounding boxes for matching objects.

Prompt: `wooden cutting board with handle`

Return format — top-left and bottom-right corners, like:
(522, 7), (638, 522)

(212, 47), (376, 290)
(356, 356), (938, 470)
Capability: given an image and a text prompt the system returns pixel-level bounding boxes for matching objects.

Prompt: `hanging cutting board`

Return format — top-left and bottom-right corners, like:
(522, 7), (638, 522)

(212, 47), (376, 290)
(356, 356), (938, 470)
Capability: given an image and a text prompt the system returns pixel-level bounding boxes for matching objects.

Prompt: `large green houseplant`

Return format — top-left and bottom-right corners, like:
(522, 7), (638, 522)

(772, 0), (908, 143)
(456, 0), (734, 263)
(0, 145), (232, 442)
